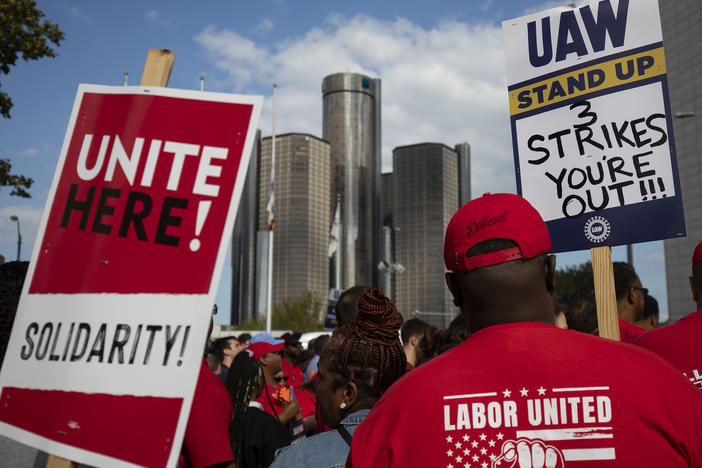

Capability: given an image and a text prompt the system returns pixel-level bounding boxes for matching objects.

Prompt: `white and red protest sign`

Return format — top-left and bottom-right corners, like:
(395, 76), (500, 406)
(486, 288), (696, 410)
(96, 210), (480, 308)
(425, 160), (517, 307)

(0, 85), (262, 467)
(503, 0), (685, 252)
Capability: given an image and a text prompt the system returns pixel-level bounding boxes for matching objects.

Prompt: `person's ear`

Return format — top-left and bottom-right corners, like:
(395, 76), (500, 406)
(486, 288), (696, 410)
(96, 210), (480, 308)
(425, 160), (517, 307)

(343, 381), (359, 410)
(690, 276), (698, 303)
(445, 272), (463, 307)
(545, 255), (556, 295)
(626, 286), (636, 306)
(409, 336), (418, 347)
(649, 315), (659, 329)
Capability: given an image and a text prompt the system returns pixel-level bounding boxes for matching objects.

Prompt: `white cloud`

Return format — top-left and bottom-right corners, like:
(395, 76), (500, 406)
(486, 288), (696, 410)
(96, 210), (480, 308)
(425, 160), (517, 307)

(254, 18), (275, 34)
(56, 3), (94, 24)
(195, 15), (517, 196)
(145, 10), (174, 29)
(13, 148), (39, 158)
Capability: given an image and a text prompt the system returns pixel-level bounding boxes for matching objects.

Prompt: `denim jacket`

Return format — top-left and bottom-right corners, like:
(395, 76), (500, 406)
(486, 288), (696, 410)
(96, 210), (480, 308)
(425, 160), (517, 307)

(270, 409), (370, 468)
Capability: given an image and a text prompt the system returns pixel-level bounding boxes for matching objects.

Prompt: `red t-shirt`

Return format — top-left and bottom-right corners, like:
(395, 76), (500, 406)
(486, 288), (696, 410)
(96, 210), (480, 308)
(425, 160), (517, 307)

(180, 358), (234, 468)
(618, 318), (646, 343)
(347, 322), (702, 467)
(634, 310), (702, 391)
(256, 382), (285, 420)
(281, 359), (306, 389)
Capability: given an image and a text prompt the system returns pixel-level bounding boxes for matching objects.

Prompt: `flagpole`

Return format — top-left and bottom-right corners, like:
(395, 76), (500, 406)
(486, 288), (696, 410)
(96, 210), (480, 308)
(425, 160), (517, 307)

(266, 83), (277, 334)
(334, 193), (342, 290)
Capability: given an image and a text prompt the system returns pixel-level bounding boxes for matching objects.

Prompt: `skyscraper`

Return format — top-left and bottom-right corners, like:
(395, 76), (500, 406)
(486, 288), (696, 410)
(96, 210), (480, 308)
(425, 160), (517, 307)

(660, 0), (702, 321)
(231, 130), (260, 324)
(322, 72), (381, 288)
(392, 143), (470, 327)
(258, 133), (331, 306)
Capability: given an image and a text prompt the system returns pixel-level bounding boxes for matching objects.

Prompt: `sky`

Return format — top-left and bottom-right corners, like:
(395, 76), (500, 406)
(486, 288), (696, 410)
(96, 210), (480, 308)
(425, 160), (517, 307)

(0, 0), (675, 323)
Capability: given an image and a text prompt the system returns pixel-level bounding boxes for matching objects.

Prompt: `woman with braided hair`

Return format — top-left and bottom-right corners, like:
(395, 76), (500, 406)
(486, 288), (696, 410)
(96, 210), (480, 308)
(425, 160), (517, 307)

(270, 288), (406, 467)
(225, 352), (289, 468)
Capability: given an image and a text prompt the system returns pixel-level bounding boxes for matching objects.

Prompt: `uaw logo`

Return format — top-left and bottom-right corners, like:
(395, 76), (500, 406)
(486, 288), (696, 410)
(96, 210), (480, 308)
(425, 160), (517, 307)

(584, 216), (611, 243)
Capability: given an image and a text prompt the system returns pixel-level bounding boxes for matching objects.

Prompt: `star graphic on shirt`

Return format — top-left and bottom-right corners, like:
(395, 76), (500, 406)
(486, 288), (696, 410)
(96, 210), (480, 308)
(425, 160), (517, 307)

(479, 433), (487, 441)
(490, 454), (497, 462)
(456, 455), (463, 463)
(463, 434), (470, 442)
(496, 432), (504, 440)
(480, 448), (487, 456)
(447, 464), (454, 468)
(488, 440), (496, 447)
(455, 442), (462, 449)
(465, 464), (471, 468)
(447, 436), (454, 443)
(463, 448), (470, 456)
(472, 441), (479, 448)
(481, 462), (488, 468)
(520, 387), (529, 397)
(537, 386), (546, 395)
(447, 449), (454, 457)
(502, 388), (512, 398)
(472, 455), (479, 462)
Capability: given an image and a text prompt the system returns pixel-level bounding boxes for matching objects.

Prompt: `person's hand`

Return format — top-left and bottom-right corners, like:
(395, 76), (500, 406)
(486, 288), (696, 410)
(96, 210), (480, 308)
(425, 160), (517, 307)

(278, 400), (301, 425)
(491, 439), (564, 468)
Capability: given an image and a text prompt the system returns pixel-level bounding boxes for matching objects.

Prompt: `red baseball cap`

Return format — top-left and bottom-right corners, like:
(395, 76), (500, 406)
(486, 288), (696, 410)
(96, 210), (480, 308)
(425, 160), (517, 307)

(248, 342), (284, 360)
(692, 241), (702, 269)
(444, 193), (551, 271)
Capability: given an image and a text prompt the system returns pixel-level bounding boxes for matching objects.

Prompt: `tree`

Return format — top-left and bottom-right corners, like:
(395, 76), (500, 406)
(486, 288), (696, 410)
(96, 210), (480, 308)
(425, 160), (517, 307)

(0, 159), (33, 197)
(555, 261), (594, 299)
(1, 0), (65, 118)
(1, 0), (64, 198)
(236, 291), (325, 332)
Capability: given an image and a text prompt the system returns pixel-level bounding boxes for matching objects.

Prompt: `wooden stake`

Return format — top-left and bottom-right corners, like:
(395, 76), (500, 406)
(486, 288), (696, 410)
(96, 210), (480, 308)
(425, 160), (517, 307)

(591, 246), (621, 341)
(46, 49), (175, 468)
(46, 455), (76, 468)
(140, 49), (175, 87)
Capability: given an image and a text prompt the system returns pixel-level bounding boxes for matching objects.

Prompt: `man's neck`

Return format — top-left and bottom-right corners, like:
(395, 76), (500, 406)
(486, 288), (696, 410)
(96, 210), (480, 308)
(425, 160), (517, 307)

(263, 369), (276, 387)
(404, 347), (417, 367)
(222, 356), (233, 368)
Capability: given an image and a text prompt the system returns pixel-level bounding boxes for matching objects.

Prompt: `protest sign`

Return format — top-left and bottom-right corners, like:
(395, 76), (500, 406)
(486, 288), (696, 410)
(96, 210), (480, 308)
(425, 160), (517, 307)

(503, 0), (685, 252)
(0, 84), (262, 467)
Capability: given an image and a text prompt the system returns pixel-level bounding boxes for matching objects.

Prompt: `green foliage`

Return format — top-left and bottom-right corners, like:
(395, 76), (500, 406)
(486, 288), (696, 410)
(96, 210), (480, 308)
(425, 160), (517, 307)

(272, 290), (325, 332)
(235, 291), (325, 332)
(0, 0), (65, 118)
(555, 261), (594, 298)
(0, 158), (33, 197)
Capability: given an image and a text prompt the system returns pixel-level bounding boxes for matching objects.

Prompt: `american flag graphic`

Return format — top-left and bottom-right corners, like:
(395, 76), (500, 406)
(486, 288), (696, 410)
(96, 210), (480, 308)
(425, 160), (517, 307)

(442, 386), (616, 467)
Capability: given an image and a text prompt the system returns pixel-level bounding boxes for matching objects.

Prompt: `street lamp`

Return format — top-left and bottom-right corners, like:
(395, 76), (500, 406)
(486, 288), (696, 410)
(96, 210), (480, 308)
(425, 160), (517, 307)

(9, 215), (21, 261)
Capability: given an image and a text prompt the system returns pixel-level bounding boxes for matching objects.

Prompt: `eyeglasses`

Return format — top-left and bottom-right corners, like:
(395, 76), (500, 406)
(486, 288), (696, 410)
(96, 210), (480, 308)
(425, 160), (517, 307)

(287, 342), (302, 348)
(632, 286), (649, 296)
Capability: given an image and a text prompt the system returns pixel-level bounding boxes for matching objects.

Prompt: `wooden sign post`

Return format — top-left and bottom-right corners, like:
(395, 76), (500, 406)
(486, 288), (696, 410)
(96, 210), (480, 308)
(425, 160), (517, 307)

(591, 246), (621, 341)
(45, 48), (175, 468)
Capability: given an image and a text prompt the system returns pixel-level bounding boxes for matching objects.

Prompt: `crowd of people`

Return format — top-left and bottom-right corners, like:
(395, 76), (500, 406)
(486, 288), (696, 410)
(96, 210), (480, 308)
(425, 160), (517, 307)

(2, 192), (702, 467)
(177, 192), (702, 468)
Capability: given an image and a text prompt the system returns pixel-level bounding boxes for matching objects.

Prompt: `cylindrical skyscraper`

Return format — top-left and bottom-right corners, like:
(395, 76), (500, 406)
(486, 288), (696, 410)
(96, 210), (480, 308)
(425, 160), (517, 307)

(322, 72), (381, 288)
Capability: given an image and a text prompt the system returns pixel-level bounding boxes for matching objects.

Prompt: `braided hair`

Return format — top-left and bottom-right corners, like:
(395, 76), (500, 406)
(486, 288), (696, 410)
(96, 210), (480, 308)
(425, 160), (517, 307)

(224, 351), (260, 464)
(324, 288), (406, 407)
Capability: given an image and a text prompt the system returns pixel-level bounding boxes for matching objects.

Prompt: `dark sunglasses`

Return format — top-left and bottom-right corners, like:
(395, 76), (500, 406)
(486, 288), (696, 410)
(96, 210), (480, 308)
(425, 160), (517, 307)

(274, 376), (289, 383)
(632, 286), (649, 296)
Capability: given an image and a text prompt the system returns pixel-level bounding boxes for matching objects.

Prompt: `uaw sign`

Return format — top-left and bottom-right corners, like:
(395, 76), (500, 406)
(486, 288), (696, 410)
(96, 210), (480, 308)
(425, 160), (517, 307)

(503, 0), (685, 252)
(0, 85), (262, 467)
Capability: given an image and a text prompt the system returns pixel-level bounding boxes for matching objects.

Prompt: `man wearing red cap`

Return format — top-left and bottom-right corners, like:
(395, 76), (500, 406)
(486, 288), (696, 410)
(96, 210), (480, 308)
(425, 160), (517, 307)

(634, 241), (702, 391)
(348, 193), (702, 467)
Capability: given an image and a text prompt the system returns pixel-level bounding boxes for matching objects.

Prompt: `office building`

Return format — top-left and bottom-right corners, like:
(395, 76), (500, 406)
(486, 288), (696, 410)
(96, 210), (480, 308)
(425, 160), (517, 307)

(257, 133), (331, 307)
(392, 143), (470, 327)
(661, 1), (702, 321)
(322, 72), (381, 288)
(231, 131), (260, 324)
